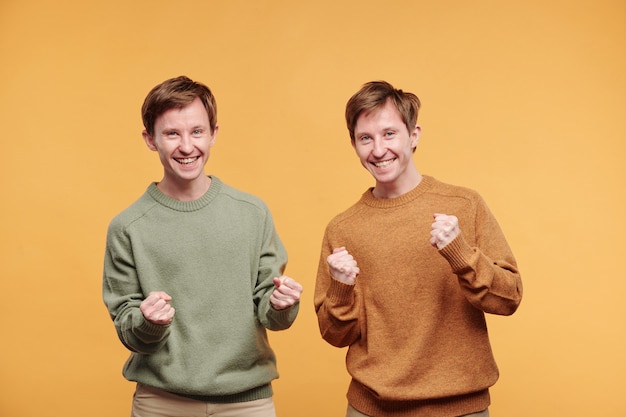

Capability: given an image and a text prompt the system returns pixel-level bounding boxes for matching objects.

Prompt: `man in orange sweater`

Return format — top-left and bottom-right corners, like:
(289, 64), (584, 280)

(314, 81), (523, 417)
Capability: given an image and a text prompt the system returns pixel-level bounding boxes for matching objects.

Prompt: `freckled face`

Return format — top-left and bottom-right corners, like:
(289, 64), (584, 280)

(143, 97), (217, 189)
(353, 100), (421, 198)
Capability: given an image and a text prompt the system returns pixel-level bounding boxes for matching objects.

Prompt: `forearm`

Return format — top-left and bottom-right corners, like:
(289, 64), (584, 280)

(439, 233), (523, 315)
(315, 276), (362, 347)
(114, 304), (171, 354)
(262, 300), (300, 330)
(103, 240), (171, 353)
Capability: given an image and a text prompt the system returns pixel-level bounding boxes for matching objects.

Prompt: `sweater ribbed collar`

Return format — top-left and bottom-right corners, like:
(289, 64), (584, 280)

(146, 176), (222, 212)
(359, 175), (435, 209)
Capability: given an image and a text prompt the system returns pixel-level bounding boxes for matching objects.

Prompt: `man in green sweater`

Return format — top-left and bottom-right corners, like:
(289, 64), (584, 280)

(103, 76), (303, 417)
(314, 81), (523, 417)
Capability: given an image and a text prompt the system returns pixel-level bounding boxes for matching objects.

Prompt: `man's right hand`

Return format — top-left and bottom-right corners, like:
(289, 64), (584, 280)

(327, 246), (360, 285)
(140, 291), (175, 325)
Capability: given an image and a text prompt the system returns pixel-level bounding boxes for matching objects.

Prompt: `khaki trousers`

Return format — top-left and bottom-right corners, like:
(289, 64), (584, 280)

(347, 404), (490, 417)
(131, 383), (277, 417)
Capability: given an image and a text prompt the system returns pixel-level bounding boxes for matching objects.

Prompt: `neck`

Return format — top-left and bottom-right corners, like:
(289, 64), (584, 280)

(373, 170), (422, 199)
(157, 176), (212, 201)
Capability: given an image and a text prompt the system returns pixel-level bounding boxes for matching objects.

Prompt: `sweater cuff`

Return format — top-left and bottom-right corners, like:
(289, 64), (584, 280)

(270, 301), (299, 318)
(327, 277), (356, 305)
(136, 314), (170, 339)
(438, 232), (477, 273)
(267, 301), (299, 330)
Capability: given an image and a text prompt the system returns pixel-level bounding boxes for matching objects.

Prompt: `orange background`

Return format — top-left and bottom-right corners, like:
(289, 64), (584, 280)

(1, 1), (625, 416)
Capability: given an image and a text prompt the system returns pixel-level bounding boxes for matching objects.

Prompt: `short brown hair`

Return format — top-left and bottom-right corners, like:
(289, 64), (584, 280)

(141, 76), (218, 137)
(345, 81), (421, 142)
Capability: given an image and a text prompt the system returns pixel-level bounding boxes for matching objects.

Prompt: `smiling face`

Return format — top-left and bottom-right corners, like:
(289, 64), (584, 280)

(142, 97), (217, 200)
(353, 99), (422, 198)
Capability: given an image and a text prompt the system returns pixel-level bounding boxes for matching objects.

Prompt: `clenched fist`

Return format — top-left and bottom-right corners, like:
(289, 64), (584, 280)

(327, 246), (360, 285)
(430, 213), (460, 249)
(140, 291), (175, 325)
(270, 276), (303, 310)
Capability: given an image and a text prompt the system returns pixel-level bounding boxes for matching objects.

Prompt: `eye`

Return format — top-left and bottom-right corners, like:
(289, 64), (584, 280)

(385, 130), (396, 138)
(359, 135), (371, 143)
(192, 129), (204, 136)
(166, 131), (179, 138)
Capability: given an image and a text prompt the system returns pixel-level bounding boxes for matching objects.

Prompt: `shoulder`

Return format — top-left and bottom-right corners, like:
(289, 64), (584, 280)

(424, 176), (494, 227)
(214, 178), (272, 214)
(425, 176), (485, 203)
(324, 193), (370, 231)
(107, 190), (157, 234)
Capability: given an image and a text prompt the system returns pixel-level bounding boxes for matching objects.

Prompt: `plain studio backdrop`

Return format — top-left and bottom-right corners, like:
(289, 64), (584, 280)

(1, 1), (624, 416)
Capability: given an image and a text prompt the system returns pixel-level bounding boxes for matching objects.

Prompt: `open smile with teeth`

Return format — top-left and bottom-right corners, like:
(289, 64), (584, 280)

(175, 156), (199, 165)
(373, 158), (396, 168)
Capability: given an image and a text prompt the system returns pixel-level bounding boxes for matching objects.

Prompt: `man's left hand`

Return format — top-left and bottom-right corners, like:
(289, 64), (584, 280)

(270, 276), (303, 310)
(430, 213), (460, 249)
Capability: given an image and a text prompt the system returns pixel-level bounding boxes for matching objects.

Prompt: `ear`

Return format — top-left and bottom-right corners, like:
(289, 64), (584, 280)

(209, 125), (219, 147)
(142, 130), (157, 151)
(410, 124), (421, 150)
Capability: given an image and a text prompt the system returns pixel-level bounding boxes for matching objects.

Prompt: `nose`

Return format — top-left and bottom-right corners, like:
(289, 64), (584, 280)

(372, 138), (386, 157)
(179, 134), (194, 154)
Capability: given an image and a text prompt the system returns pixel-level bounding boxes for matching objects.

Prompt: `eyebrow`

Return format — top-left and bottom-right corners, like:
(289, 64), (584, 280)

(355, 125), (396, 136)
(159, 124), (207, 133)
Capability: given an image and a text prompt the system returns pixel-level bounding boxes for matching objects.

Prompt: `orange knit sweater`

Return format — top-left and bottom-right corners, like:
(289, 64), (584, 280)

(314, 176), (523, 417)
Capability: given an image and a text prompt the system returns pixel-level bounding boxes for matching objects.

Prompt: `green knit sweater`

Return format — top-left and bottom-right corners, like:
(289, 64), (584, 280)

(314, 175), (523, 416)
(103, 176), (299, 402)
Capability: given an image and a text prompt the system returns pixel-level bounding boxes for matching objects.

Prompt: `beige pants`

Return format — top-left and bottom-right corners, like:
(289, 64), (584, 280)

(131, 383), (277, 417)
(347, 404), (489, 417)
